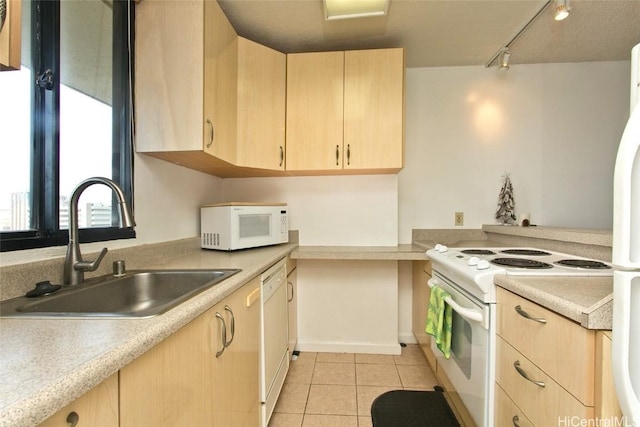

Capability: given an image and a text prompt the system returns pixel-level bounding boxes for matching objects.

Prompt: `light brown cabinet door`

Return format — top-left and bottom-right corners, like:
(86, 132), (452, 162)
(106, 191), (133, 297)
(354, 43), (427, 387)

(344, 48), (405, 171)
(412, 260), (435, 369)
(120, 279), (261, 427)
(203, 0), (238, 164)
(286, 51), (345, 171)
(38, 374), (118, 427)
(236, 38), (286, 171)
(120, 308), (217, 426)
(135, 0), (237, 164)
(224, 278), (261, 427)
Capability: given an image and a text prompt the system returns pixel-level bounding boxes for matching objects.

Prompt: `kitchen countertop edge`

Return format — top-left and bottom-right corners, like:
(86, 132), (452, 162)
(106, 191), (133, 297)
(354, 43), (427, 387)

(494, 274), (613, 330)
(291, 244), (428, 260)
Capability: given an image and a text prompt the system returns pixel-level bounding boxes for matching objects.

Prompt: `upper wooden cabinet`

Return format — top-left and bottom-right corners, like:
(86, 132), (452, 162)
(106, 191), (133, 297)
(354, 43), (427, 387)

(135, 0), (286, 176)
(235, 38), (286, 171)
(0, 0), (21, 71)
(286, 51), (345, 171)
(136, 0), (237, 169)
(286, 48), (405, 174)
(135, 0), (403, 177)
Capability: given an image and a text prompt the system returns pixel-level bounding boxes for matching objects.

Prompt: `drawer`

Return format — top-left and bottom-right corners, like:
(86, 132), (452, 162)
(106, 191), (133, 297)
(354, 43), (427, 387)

(496, 336), (594, 426)
(496, 287), (595, 405)
(495, 383), (534, 427)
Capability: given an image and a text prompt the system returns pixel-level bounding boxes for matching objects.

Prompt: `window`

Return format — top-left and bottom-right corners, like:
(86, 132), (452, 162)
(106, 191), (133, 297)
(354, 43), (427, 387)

(0, 0), (135, 251)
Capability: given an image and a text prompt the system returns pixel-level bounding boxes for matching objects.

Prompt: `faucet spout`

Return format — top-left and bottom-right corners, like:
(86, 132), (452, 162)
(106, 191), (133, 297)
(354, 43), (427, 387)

(63, 177), (135, 286)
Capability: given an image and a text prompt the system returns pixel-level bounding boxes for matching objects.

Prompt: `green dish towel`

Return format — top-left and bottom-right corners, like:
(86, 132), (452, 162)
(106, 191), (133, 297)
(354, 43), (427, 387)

(425, 285), (453, 359)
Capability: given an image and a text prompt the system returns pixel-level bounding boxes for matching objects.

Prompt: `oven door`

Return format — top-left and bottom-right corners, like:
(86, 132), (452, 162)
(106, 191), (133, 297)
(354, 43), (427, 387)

(428, 272), (494, 427)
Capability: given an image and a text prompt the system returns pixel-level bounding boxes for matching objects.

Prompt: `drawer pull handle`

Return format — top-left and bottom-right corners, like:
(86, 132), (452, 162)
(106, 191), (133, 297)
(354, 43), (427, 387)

(512, 415), (520, 427)
(206, 119), (215, 148)
(515, 305), (547, 324)
(514, 360), (545, 388)
(66, 411), (79, 427)
(224, 305), (235, 347)
(215, 312), (227, 358)
(287, 281), (294, 302)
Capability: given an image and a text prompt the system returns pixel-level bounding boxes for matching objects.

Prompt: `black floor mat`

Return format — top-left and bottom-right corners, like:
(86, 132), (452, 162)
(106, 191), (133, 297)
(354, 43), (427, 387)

(370, 389), (461, 427)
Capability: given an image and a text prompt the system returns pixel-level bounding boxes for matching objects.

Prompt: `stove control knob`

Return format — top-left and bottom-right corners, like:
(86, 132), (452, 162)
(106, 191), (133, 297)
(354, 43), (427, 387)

(476, 260), (491, 270)
(468, 256), (480, 266)
(435, 244), (448, 253)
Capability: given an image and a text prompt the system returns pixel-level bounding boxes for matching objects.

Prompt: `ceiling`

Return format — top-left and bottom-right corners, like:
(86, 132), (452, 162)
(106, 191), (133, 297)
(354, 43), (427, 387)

(217, 0), (640, 68)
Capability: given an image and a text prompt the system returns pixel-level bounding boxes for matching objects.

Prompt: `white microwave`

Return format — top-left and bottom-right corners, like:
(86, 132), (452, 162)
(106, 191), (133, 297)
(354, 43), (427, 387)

(200, 203), (289, 251)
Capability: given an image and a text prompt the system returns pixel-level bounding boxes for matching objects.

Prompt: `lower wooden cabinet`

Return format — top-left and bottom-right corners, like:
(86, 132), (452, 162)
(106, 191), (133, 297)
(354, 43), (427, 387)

(120, 278), (261, 427)
(495, 383), (534, 427)
(496, 287), (623, 426)
(412, 260), (435, 370)
(38, 374), (118, 427)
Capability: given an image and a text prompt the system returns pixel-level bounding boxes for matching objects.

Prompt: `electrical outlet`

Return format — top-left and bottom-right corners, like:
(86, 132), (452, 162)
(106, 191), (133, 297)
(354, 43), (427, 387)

(454, 212), (464, 226)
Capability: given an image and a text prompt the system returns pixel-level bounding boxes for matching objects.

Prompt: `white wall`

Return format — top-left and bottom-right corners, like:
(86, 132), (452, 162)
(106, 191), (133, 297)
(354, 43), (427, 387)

(223, 175), (398, 246)
(399, 61), (629, 243)
(133, 155), (224, 243)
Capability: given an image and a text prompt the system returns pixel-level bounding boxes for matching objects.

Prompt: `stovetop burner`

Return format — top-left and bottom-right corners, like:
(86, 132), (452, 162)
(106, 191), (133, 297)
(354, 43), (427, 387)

(490, 257), (554, 269)
(499, 249), (552, 256)
(556, 259), (612, 269)
(461, 249), (496, 255)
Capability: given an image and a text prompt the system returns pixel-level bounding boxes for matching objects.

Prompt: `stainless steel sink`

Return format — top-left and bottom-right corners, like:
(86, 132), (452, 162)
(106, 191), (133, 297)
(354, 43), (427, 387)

(0, 269), (241, 318)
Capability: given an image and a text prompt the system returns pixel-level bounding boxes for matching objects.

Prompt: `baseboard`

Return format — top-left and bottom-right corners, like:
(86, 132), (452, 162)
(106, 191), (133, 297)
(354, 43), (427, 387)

(296, 341), (402, 355)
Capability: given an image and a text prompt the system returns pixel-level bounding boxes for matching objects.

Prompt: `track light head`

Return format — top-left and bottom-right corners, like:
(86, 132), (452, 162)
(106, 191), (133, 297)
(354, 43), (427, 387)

(555, 0), (570, 21)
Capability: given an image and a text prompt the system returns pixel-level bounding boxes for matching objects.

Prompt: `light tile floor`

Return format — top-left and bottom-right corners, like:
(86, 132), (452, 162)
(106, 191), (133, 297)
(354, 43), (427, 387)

(268, 344), (438, 427)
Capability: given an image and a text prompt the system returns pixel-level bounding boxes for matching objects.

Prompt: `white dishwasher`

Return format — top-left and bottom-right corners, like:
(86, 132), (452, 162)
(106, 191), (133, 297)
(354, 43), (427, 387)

(260, 258), (289, 427)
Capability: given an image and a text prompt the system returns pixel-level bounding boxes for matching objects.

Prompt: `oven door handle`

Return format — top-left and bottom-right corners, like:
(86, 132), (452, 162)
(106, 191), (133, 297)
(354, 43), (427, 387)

(427, 279), (484, 326)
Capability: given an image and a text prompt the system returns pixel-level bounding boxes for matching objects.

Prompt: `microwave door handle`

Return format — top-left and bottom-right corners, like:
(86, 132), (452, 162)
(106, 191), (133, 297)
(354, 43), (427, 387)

(428, 279), (485, 328)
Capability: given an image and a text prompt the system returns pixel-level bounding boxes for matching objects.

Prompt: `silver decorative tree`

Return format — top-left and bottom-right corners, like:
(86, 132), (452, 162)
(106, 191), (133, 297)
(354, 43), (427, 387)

(495, 173), (516, 224)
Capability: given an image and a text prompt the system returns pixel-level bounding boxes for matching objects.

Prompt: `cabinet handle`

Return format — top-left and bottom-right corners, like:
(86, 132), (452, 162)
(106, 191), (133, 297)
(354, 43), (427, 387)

(347, 144), (351, 166)
(206, 119), (214, 148)
(512, 415), (520, 427)
(513, 360), (545, 387)
(514, 305), (547, 324)
(279, 146), (284, 168)
(224, 305), (235, 347)
(336, 145), (340, 166)
(215, 312), (227, 357)
(66, 411), (79, 427)
(287, 281), (294, 302)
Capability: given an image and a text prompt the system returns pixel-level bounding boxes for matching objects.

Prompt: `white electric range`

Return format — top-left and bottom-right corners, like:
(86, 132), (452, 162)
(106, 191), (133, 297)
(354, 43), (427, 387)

(425, 244), (612, 427)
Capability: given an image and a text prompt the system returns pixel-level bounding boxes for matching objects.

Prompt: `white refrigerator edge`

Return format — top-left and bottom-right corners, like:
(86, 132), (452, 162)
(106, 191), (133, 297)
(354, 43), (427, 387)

(612, 42), (640, 426)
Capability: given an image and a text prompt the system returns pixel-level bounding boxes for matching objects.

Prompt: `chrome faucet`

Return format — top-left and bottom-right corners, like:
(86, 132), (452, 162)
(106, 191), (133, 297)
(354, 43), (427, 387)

(63, 177), (136, 285)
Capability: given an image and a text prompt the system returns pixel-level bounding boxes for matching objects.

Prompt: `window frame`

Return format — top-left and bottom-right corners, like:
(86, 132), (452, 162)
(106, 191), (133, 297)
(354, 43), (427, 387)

(0, 0), (135, 252)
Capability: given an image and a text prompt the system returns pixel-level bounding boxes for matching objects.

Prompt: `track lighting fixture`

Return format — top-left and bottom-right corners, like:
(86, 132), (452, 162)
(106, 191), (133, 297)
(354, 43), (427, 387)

(499, 49), (511, 70)
(554, 0), (570, 21)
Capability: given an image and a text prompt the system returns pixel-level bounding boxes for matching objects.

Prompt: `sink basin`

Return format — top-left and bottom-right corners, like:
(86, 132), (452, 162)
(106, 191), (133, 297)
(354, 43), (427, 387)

(0, 269), (241, 318)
